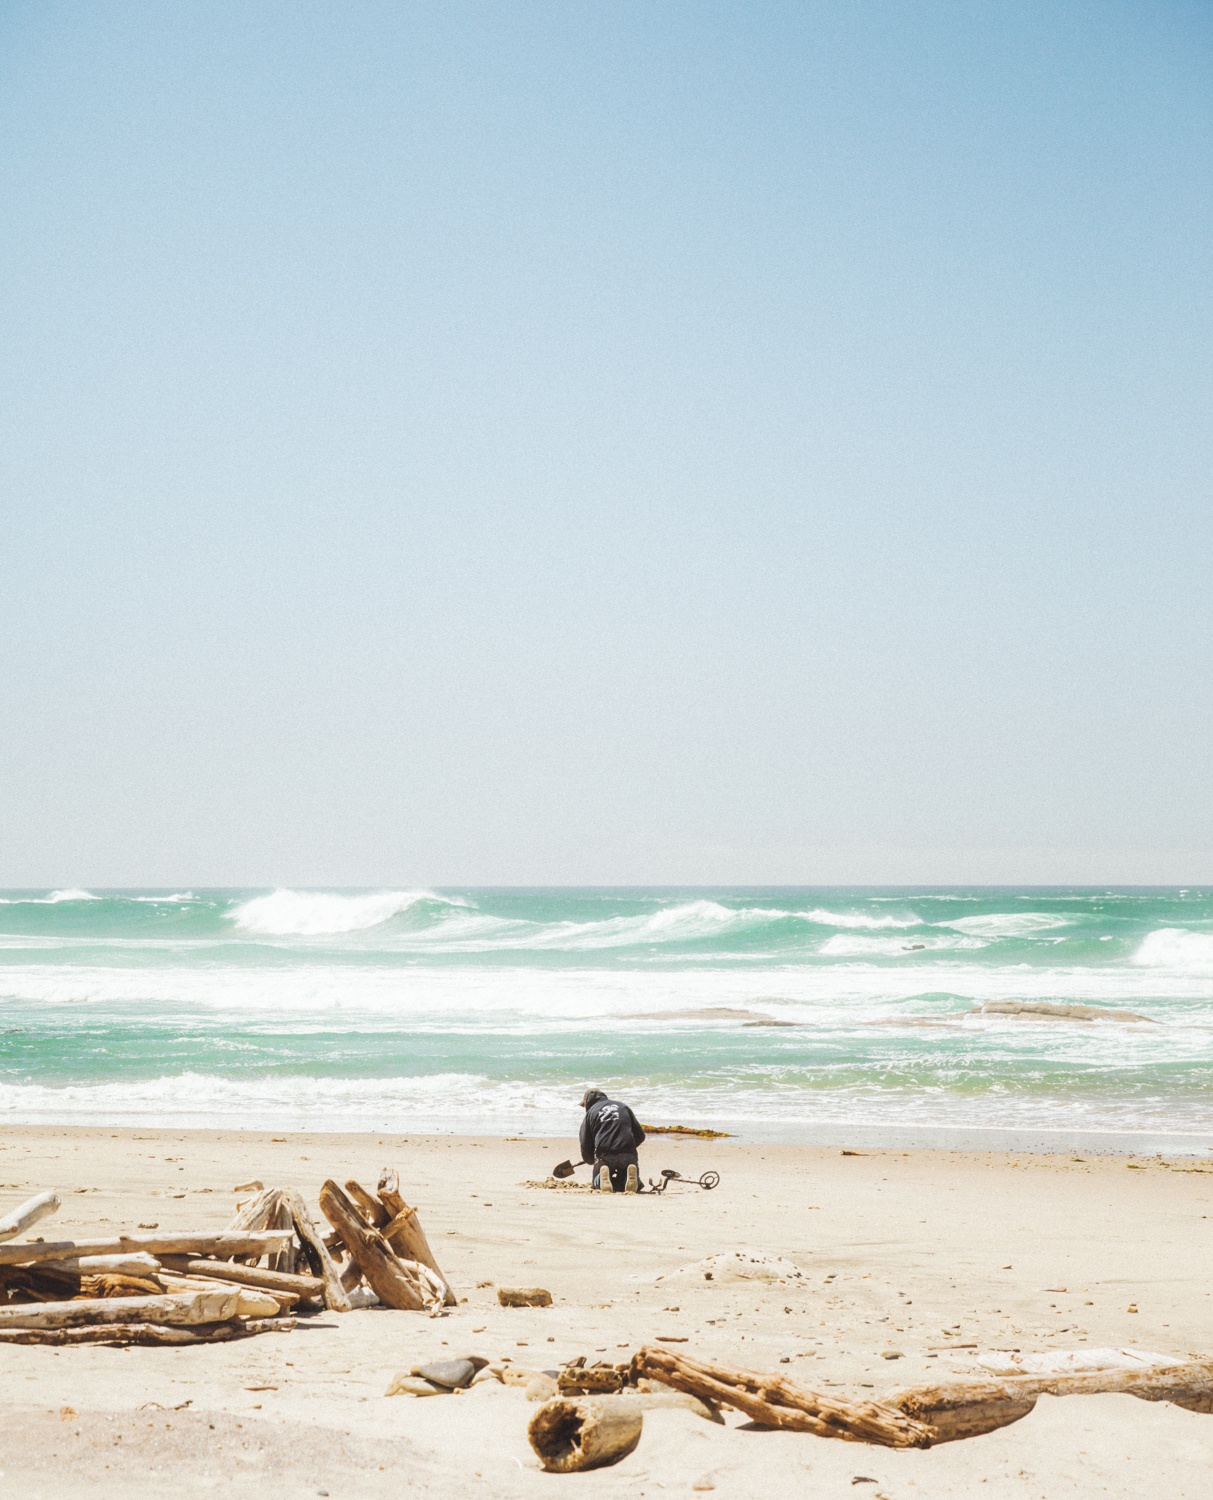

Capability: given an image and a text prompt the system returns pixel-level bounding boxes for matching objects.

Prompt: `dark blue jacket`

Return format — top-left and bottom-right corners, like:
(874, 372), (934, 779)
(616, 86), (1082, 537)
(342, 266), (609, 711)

(580, 1094), (646, 1161)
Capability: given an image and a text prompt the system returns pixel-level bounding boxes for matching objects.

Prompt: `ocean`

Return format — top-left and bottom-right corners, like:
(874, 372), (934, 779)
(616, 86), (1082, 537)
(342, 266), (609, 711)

(1, 887), (1211, 1153)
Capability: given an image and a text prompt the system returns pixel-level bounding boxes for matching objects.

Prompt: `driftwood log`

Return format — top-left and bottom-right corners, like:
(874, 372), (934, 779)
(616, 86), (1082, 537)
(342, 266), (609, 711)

(528, 1396), (644, 1472)
(887, 1361), (1213, 1443)
(279, 1186), (350, 1312)
(377, 1167), (456, 1306)
(632, 1346), (932, 1448)
(0, 1287), (280, 1331)
(0, 1190), (61, 1243)
(318, 1180), (429, 1311)
(40, 1253), (162, 1277)
(158, 1256), (323, 1299)
(0, 1316), (295, 1347)
(0, 1230), (291, 1268)
(228, 1188), (298, 1273)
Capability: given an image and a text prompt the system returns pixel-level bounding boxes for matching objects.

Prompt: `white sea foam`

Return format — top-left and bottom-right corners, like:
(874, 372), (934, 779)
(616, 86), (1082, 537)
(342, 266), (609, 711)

(131, 892), (196, 904)
(803, 908), (921, 929)
(0, 888), (101, 905)
(0, 1068), (1208, 1139)
(228, 888), (463, 936)
(943, 913), (1071, 938)
(1133, 928), (1213, 974)
(818, 934), (985, 957)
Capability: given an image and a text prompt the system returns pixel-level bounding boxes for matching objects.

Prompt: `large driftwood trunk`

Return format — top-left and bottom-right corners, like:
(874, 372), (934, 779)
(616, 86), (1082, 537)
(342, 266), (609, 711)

(0, 1287), (279, 1330)
(227, 1187), (298, 1273)
(377, 1167), (456, 1306)
(528, 1397), (644, 1472)
(0, 1316), (295, 1347)
(0, 1230), (291, 1268)
(278, 1186), (351, 1312)
(158, 1256), (322, 1299)
(0, 1190), (61, 1243)
(888, 1360), (1213, 1443)
(632, 1346), (932, 1448)
(317, 1180), (426, 1311)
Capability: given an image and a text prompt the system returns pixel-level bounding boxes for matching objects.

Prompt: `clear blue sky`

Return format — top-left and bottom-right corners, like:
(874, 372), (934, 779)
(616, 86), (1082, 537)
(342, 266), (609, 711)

(1, 1), (1211, 886)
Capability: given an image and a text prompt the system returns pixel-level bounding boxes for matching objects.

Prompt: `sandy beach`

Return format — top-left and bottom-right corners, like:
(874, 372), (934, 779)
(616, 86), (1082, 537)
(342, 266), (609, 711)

(1, 1126), (1211, 1496)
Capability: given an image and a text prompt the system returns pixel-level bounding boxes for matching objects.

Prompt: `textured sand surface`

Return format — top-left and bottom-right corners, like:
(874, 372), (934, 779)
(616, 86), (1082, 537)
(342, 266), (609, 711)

(1, 1127), (1212, 1497)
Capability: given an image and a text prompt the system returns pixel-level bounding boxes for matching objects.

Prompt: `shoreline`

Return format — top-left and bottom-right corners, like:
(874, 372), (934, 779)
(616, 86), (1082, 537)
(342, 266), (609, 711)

(2, 1116), (1211, 1156)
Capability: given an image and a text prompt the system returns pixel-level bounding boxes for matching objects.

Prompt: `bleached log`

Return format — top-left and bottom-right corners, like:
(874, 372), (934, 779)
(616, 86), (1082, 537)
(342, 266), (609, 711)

(888, 1360), (1213, 1443)
(0, 1316), (295, 1347)
(528, 1396), (644, 1472)
(0, 1287), (279, 1330)
(632, 1345), (932, 1448)
(41, 1253), (161, 1277)
(0, 1190), (61, 1243)
(279, 1186), (350, 1312)
(157, 1256), (322, 1298)
(377, 1166), (456, 1305)
(318, 1180), (426, 1311)
(227, 1186), (298, 1273)
(0, 1230), (292, 1268)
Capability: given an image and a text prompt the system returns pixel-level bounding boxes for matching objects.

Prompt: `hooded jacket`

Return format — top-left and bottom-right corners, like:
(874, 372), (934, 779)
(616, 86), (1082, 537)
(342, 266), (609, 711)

(580, 1092), (646, 1161)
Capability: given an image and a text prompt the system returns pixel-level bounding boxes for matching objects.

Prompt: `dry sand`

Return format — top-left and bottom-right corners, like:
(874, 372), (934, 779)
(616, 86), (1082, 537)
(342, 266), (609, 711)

(2, 1126), (1212, 1497)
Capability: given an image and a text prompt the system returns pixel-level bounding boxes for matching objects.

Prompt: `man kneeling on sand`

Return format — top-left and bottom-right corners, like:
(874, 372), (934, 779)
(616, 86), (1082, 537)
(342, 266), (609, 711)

(580, 1088), (646, 1193)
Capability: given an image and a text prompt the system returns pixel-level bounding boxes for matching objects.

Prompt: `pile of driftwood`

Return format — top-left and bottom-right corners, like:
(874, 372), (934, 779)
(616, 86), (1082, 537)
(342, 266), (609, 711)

(527, 1343), (1213, 1471)
(0, 1166), (453, 1346)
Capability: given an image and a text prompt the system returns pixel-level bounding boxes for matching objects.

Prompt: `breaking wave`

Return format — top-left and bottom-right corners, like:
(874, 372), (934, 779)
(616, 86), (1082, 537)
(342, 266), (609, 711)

(1133, 928), (1213, 974)
(228, 888), (463, 936)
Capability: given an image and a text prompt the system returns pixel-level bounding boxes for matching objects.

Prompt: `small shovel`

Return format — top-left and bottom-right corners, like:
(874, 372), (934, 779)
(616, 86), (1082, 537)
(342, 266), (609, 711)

(552, 1158), (589, 1179)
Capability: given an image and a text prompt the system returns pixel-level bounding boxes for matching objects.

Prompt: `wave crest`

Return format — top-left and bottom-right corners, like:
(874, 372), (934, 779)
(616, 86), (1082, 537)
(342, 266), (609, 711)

(228, 889), (462, 937)
(804, 908), (920, 930)
(1133, 928), (1213, 974)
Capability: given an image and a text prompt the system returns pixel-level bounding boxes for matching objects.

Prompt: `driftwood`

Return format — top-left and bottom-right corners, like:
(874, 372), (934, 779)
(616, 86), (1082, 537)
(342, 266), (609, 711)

(158, 1256), (322, 1299)
(632, 1346), (932, 1448)
(0, 1316), (295, 1347)
(317, 1180), (426, 1311)
(279, 1187), (350, 1312)
(377, 1167), (456, 1306)
(345, 1180), (387, 1226)
(227, 1187), (297, 1273)
(887, 1361), (1213, 1443)
(0, 1230), (291, 1268)
(0, 1287), (280, 1331)
(528, 1396), (644, 1472)
(0, 1190), (61, 1243)
(41, 1253), (162, 1277)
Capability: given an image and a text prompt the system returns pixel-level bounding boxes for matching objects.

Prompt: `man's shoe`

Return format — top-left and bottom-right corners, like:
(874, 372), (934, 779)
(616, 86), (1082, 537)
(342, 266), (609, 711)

(625, 1164), (639, 1194)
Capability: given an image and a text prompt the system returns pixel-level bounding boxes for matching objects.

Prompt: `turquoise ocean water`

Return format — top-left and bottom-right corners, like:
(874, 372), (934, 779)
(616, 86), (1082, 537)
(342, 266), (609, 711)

(2, 887), (1212, 1151)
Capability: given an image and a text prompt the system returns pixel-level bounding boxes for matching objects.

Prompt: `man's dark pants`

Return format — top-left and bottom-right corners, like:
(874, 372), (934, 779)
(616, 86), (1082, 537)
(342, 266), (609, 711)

(593, 1150), (639, 1191)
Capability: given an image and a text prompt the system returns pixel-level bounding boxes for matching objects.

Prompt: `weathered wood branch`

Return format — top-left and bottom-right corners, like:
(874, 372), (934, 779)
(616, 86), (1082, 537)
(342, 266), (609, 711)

(377, 1166), (456, 1306)
(40, 1253), (162, 1277)
(0, 1287), (279, 1330)
(158, 1256), (322, 1299)
(344, 1180), (388, 1226)
(279, 1186), (350, 1312)
(0, 1231), (292, 1268)
(528, 1397), (644, 1472)
(0, 1316), (295, 1347)
(631, 1346), (932, 1448)
(887, 1361), (1213, 1443)
(317, 1180), (426, 1311)
(0, 1190), (61, 1243)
